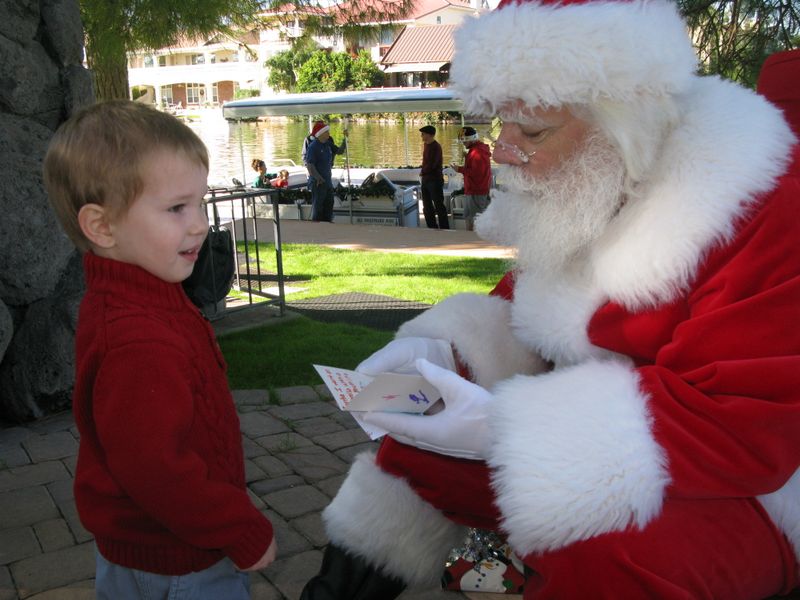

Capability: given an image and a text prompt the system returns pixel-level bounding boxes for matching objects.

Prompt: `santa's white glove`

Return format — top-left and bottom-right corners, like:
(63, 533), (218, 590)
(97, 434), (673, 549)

(356, 337), (455, 376)
(361, 359), (493, 460)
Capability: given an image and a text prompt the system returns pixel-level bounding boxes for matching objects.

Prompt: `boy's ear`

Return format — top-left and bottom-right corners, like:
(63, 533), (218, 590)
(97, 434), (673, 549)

(77, 204), (116, 249)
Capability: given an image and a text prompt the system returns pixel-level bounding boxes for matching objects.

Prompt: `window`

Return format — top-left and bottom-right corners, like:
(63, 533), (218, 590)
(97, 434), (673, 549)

(436, 16), (442, 24)
(143, 55), (154, 67)
(380, 27), (395, 45)
(191, 54), (205, 65)
(212, 83), (219, 104)
(158, 55), (166, 67)
(186, 83), (202, 104)
(160, 85), (173, 105)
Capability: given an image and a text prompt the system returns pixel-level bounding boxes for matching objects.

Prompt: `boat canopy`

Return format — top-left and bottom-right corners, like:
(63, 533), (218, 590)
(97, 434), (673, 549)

(222, 88), (464, 119)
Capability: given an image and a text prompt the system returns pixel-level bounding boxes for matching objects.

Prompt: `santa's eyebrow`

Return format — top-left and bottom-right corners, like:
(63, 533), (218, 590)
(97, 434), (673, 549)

(495, 110), (553, 129)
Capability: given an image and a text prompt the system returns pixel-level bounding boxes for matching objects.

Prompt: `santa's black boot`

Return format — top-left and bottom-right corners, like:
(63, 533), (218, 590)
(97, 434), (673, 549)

(299, 544), (406, 600)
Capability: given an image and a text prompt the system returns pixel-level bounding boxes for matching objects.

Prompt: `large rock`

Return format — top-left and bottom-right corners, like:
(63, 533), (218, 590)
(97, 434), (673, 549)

(0, 37), (62, 126)
(0, 0), (92, 422)
(0, 113), (74, 306)
(0, 300), (12, 365)
(0, 0), (39, 47)
(62, 64), (95, 117)
(40, 0), (85, 67)
(0, 252), (83, 422)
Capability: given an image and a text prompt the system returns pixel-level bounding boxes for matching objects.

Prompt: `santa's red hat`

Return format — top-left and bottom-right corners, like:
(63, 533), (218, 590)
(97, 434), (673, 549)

(757, 49), (800, 138)
(451, 0), (698, 115)
(311, 120), (330, 137)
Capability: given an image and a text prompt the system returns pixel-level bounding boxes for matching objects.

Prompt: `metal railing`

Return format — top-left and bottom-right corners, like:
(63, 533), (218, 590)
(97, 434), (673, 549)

(205, 186), (287, 317)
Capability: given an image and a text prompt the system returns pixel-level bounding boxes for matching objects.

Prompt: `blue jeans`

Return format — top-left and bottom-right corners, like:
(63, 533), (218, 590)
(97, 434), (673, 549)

(95, 549), (251, 600)
(310, 178), (334, 222)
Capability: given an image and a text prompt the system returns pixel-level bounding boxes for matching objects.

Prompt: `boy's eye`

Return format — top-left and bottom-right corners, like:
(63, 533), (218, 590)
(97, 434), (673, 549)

(168, 204), (185, 213)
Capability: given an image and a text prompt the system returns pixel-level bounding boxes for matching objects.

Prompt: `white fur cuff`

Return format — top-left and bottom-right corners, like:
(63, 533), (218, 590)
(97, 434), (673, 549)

(322, 452), (466, 587)
(488, 359), (670, 555)
(397, 293), (547, 388)
(758, 468), (800, 567)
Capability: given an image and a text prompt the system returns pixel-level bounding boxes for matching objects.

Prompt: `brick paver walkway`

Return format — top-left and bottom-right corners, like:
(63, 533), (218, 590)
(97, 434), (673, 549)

(0, 385), (513, 600)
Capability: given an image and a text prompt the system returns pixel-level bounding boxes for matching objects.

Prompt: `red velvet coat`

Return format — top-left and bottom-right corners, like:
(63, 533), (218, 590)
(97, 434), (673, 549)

(320, 72), (800, 591)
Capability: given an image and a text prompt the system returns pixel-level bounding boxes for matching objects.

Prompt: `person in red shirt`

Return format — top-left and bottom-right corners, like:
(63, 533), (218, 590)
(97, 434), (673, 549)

(271, 169), (290, 188)
(452, 126), (492, 230)
(43, 100), (276, 599)
(419, 125), (449, 229)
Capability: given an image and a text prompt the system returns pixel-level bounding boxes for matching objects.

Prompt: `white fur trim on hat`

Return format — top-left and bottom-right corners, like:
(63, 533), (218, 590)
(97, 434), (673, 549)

(451, 0), (698, 114)
(488, 359), (670, 554)
(322, 452), (467, 588)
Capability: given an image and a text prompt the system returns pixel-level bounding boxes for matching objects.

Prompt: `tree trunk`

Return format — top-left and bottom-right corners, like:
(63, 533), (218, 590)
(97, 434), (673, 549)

(86, 40), (130, 101)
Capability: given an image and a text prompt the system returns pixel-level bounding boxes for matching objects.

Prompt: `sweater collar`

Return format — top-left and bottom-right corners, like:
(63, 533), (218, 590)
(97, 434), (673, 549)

(83, 252), (192, 310)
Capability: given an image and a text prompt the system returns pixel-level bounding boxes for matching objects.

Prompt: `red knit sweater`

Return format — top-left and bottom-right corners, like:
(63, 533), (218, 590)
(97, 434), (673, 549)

(72, 252), (273, 575)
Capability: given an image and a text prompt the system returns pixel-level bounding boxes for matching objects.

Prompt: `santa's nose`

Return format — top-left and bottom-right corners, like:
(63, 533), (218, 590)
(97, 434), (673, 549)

(493, 125), (535, 166)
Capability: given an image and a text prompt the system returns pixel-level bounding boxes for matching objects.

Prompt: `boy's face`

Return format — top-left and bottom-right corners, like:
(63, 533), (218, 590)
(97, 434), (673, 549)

(102, 150), (209, 283)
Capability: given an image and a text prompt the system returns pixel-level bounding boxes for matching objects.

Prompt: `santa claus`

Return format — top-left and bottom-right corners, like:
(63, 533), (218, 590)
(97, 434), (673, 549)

(301, 1), (800, 598)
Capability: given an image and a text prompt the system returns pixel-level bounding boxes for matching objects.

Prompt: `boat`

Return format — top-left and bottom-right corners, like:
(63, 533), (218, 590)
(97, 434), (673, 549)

(221, 88), (469, 228)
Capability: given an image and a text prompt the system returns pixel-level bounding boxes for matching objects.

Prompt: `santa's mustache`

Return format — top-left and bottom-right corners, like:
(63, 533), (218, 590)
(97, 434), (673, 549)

(476, 134), (626, 273)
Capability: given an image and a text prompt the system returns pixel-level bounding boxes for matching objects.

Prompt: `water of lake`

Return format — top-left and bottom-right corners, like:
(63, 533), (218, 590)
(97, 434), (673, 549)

(185, 111), (490, 187)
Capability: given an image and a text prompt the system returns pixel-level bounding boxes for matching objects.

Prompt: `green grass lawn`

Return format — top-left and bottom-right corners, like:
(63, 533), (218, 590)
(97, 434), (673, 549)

(219, 243), (510, 390)
(219, 317), (394, 392)
(237, 242), (511, 304)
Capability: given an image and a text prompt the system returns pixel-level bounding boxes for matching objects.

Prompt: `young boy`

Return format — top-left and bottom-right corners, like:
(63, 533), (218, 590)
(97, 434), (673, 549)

(43, 100), (276, 598)
(271, 169), (290, 188)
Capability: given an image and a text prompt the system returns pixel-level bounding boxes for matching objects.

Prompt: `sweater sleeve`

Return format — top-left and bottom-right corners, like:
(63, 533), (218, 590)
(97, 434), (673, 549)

(92, 340), (273, 569)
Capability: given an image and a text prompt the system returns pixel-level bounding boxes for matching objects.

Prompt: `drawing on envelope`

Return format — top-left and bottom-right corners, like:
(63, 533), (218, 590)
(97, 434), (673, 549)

(313, 364), (442, 439)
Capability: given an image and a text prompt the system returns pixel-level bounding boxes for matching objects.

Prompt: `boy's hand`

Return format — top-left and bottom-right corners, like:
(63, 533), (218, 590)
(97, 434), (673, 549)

(242, 538), (277, 571)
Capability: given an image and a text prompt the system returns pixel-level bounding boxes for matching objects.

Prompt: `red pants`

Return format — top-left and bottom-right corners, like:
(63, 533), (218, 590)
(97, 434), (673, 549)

(377, 438), (799, 599)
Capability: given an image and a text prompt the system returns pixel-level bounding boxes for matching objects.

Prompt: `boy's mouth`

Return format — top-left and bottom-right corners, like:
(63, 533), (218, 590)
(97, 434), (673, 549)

(179, 246), (201, 262)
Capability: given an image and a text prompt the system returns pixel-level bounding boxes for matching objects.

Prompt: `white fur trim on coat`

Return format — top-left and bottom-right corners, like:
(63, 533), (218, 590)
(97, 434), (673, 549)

(590, 77), (797, 309)
(451, 0), (697, 114)
(322, 452), (467, 588)
(488, 359), (670, 555)
(505, 78), (794, 365)
(758, 469), (800, 567)
(397, 293), (548, 388)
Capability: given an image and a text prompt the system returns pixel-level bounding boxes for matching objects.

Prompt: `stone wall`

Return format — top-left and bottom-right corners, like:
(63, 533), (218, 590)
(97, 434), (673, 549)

(0, 0), (93, 422)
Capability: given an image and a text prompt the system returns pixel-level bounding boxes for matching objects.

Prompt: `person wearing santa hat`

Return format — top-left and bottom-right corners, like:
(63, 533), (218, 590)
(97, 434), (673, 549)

(300, 0), (800, 598)
(452, 126), (492, 231)
(303, 120), (347, 220)
(302, 120), (346, 169)
(305, 121), (337, 221)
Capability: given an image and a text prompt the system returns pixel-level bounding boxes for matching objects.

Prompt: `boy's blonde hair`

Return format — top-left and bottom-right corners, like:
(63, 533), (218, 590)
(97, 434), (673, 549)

(43, 100), (209, 251)
(279, 169), (289, 178)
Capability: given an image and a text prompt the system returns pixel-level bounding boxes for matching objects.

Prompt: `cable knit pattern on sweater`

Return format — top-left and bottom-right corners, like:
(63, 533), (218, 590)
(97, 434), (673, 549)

(72, 253), (273, 575)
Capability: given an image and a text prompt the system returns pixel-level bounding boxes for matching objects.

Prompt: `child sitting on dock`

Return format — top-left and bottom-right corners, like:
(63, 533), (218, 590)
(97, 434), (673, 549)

(43, 100), (276, 598)
(271, 169), (290, 188)
(251, 158), (276, 188)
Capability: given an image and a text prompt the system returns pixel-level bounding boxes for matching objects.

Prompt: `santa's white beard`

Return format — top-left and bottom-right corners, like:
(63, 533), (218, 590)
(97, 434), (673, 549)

(476, 134), (626, 274)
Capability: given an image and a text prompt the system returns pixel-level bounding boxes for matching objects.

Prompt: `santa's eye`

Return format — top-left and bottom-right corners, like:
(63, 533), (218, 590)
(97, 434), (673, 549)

(520, 127), (550, 141)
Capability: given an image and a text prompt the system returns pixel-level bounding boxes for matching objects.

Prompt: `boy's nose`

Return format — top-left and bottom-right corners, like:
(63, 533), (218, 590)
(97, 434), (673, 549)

(191, 205), (209, 235)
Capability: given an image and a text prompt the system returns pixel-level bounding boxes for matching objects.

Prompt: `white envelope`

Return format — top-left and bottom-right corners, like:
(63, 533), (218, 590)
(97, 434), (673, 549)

(313, 364), (442, 439)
